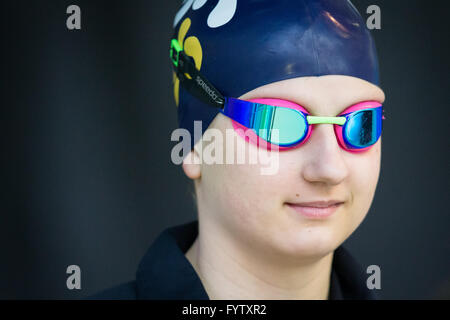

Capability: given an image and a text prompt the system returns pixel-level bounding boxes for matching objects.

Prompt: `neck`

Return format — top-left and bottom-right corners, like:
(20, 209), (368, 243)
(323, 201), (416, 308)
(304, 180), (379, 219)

(185, 220), (334, 300)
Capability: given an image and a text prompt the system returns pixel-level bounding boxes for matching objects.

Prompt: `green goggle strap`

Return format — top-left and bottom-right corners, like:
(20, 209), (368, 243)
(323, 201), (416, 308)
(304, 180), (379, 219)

(306, 116), (347, 125)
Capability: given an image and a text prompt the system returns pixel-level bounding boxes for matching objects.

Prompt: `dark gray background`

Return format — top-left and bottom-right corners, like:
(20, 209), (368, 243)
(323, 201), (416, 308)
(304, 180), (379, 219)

(2, 0), (449, 299)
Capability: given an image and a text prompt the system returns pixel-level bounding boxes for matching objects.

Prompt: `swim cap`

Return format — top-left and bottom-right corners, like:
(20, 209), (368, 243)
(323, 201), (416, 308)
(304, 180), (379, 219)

(171, 0), (379, 150)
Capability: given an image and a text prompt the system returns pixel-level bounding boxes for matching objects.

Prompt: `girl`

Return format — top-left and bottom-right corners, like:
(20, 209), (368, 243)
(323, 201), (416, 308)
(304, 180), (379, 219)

(93, 0), (385, 300)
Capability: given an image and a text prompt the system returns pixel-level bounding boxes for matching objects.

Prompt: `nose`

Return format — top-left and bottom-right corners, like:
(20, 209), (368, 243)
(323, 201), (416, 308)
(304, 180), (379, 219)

(300, 124), (349, 186)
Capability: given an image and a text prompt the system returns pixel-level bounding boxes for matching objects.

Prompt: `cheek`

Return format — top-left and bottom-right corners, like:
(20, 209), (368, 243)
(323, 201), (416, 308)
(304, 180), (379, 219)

(347, 142), (381, 229)
(357, 142), (381, 200)
(221, 154), (281, 221)
(204, 134), (287, 235)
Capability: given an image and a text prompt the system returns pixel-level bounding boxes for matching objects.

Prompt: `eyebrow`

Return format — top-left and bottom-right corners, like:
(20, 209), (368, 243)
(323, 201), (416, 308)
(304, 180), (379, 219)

(239, 79), (385, 117)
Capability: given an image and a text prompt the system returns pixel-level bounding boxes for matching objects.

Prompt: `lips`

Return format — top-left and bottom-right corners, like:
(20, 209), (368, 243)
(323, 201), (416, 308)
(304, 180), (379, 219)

(289, 200), (344, 207)
(285, 200), (344, 218)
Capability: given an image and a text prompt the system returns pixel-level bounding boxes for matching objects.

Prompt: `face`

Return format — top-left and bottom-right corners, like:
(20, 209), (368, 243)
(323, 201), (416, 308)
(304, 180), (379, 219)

(183, 75), (385, 261)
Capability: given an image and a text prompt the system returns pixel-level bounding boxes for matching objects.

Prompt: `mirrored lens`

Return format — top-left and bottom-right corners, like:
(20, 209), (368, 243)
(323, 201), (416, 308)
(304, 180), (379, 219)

(268, 107), (307, 146)
(344, 108), (382, 148)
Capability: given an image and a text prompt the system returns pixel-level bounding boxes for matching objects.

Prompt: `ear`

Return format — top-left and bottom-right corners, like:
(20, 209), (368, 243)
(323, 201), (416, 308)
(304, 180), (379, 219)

(182, 147), (201, 180)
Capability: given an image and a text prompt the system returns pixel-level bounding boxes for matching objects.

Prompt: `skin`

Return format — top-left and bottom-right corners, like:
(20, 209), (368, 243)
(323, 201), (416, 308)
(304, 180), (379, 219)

(182, 75), (385, 299)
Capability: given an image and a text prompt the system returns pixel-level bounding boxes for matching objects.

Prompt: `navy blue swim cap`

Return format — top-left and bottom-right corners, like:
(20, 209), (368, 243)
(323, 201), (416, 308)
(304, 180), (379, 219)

(171, 0), (380, 150)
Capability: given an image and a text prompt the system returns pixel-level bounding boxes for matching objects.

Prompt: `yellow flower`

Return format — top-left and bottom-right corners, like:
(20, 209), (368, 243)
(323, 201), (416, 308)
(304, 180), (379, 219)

(173, 18), (203, 107)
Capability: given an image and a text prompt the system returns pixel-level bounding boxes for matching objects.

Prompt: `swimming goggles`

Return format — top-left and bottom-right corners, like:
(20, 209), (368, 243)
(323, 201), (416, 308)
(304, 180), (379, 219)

(170, 39), (385, 152)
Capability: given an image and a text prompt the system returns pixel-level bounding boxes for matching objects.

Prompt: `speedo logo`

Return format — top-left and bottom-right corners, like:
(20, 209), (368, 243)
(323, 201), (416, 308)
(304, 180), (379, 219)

(195, 75), (223, 104)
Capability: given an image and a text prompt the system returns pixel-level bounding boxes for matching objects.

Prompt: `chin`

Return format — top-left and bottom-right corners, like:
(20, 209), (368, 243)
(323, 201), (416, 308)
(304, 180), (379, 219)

(274, 227), (343, 259)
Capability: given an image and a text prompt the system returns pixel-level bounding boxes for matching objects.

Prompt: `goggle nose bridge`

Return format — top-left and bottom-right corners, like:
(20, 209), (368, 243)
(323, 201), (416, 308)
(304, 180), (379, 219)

(306, 116), (347, 126)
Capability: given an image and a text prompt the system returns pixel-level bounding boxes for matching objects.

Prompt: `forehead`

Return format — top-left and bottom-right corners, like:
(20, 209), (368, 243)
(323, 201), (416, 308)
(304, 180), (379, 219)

(238, 75), (385, 116)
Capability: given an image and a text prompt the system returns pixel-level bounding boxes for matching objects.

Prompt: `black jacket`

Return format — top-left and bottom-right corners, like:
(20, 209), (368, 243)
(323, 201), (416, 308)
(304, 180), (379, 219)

(90, 220), (376, 300)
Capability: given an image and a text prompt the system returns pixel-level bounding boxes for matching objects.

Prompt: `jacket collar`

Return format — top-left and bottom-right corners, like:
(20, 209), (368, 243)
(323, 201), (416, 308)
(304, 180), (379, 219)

(136, 221), (376, 300)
